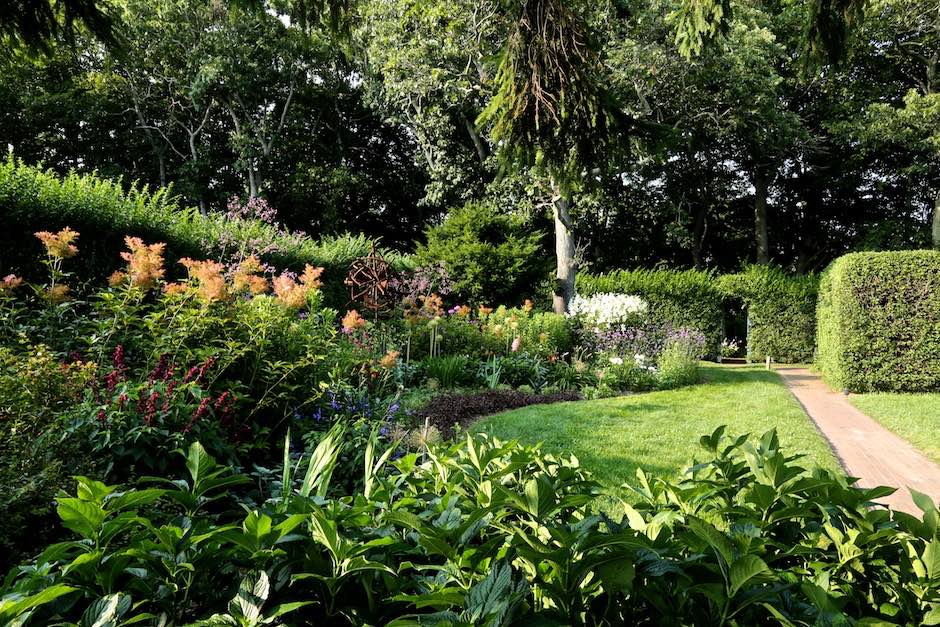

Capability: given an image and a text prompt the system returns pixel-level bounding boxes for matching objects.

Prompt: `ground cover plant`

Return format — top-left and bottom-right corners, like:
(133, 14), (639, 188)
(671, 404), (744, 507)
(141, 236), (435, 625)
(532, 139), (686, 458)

(850, 393), (940, 465)
(3, 425), (939, 625)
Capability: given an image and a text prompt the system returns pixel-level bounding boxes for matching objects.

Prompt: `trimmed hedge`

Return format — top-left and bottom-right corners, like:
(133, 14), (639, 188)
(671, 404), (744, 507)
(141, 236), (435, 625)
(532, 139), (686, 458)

(817, 250), (940, 392)
(0, 157), (412, 308)
(721, 266), (819, 364)
(577, 268), (724, 358)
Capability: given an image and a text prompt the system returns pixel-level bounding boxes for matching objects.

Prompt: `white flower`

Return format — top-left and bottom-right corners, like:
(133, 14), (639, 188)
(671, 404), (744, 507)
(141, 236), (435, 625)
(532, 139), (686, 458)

(634, 353), (646, 363)
(609, 356), (624, 365)
(567, 293), (648, 329)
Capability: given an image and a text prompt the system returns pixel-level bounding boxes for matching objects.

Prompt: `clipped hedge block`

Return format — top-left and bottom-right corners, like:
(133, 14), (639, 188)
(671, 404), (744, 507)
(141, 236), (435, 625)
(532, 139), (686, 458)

(577, 268), (724, 358)
(720, 266), (819, 364)
(817, 250), (940, 392)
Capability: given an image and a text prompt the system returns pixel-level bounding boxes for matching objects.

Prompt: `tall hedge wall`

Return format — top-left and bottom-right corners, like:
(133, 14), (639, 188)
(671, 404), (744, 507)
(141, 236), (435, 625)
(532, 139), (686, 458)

(817, 251), (940, 392)
(720, 266), (819, 364)
(0, 158), (412, 308)
(577, 268), (725, 358)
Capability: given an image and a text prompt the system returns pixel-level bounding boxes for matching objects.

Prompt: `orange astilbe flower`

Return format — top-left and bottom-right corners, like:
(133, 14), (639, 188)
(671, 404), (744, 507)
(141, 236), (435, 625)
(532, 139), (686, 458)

(454, 305), (471, 317)
(420, 293), (444, 317)
(0, 274), (24, 293)
(46, 284), (71, 304)
(35, 227), (79, 259)
(378, 350), (400, 369)
(108, 271), (127, 287)
(273, 273), (306, 309)
(523, 299), (534, 313)
(478, 305), (493, 317)
(120, 237), (166, 289)
(341, 309), (367, 334)
(180, 258), (228, 302)
(300, 265), (324, 290)
(273, 264), (324, 308)
(232, 255), (269, 295)
(163, 282), (188, 296)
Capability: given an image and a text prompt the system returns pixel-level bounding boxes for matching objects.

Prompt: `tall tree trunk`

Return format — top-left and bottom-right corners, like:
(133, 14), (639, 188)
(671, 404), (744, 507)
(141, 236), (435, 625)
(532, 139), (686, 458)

(932, 189), (940, 250)
(248, 166), (259, 199)
(754, 164), (770, 264)
(552, 182), (576, 315)
(461, 112), (489, 163)
(691, 203), (707, 269)
(157, 152), (166, 188)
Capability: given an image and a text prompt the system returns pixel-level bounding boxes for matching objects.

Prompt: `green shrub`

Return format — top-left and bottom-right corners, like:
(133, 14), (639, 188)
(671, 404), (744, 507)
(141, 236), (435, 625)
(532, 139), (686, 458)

(817, 250), (940, 392)
(0, 345), (98, 566)
(0, 157), (411, 308)
(415, 202), (550, 305)
(421, 355), (475, 388)
(656, 342), (701, 389)
(577, 268), (724, 358)
(720, 265), (819, 364)
(4, 429), (938, 625)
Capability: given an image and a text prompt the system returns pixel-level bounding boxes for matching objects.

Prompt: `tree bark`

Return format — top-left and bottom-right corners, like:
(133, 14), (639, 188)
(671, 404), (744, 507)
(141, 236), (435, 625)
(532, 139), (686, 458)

(754, 165), (770, 264)
(932, 189), (940, 250)
(461, 112), (489, 163)
(691, 202), (707, 269)
(552, 182), (576, 315)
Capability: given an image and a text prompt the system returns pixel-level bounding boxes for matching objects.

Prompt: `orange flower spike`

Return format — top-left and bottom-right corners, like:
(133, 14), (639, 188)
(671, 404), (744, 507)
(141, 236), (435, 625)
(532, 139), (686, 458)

(341, 309), (367, 333)
(46, 284), (71, 303)
(108, 271), (127, 287)
(164, 282), (188, 296)
(120, 237), (166, 289)
(300, 265), (324, 290)
(523, 299), (534, 313)
(273, 273), (306, 309)
(180, 258), (228, 302)
(233, 256), (269, 295)
(379, 350), (400, 369)
(35, 227), (80, 259)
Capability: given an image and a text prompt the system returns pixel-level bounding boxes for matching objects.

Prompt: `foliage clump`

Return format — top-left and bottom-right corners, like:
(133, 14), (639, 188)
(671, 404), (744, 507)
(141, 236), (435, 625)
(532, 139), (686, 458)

(2, 427), (939, 625)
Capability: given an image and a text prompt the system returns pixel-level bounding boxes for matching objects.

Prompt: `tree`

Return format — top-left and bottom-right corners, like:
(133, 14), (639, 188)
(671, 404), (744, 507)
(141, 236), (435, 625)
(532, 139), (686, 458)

(852, 0), (940, 246)
(479, 0), (617, 314)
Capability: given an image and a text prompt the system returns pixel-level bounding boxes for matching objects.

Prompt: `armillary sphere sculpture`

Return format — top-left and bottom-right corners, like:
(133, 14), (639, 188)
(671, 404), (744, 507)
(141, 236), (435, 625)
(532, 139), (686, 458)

(345, 245), (397, 318)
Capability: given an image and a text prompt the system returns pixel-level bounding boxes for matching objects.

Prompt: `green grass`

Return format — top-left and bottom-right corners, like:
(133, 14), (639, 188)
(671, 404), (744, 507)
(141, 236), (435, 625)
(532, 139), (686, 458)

(472, 364), (838, 498)
(849, 394), (940, 465)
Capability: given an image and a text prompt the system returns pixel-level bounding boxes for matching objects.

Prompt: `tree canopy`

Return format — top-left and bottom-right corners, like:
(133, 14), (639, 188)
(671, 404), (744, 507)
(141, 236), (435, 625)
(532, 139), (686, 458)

(1, 0), (936, 280)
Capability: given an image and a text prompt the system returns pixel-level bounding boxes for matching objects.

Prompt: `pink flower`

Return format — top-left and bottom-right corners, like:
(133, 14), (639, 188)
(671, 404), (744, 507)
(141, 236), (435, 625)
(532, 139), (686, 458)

(511, 337), (521, 352)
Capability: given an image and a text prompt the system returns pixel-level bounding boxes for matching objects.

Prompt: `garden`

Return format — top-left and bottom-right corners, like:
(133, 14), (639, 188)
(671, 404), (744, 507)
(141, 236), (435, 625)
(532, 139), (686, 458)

(3, 0), (940, 623)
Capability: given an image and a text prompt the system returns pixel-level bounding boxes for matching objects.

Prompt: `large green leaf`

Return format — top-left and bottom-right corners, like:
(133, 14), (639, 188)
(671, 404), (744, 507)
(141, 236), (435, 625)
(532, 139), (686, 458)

(729, 554), (770, 596)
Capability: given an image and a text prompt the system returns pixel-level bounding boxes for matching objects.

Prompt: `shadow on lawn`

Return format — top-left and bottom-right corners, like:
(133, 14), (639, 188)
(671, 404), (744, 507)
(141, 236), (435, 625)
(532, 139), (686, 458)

(698, 364), (784, 387)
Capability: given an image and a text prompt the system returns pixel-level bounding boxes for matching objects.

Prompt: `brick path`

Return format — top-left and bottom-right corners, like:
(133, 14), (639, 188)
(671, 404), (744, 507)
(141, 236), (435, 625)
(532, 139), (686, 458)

(777, 368), (940, 515)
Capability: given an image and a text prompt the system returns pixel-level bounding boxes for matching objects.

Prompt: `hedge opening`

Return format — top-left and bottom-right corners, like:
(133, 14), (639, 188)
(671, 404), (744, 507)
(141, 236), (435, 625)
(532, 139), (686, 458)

(720, 266), (819, 365)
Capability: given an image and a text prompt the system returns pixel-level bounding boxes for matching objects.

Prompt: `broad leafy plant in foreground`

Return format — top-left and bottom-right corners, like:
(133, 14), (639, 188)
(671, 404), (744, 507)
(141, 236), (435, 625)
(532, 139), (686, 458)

(3, 426), (940, 625)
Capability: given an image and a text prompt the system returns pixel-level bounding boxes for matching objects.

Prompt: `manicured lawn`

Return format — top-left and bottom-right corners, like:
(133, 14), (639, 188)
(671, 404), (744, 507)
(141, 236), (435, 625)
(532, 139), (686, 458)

(849, 394), (940, 465)
(472, 364), (839, 497)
